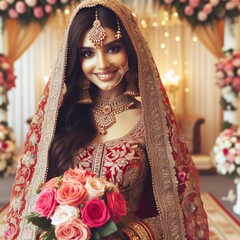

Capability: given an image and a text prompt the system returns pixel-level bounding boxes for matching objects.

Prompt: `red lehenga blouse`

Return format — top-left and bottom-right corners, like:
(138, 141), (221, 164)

(73, 115), (162, 237)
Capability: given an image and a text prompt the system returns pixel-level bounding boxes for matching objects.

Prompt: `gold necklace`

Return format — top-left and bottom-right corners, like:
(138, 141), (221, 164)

(91, 95), (136, 135)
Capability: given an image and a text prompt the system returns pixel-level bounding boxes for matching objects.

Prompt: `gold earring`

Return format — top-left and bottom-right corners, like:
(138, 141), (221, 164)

(78, 78), (93, 104)
(89, 7), (107, 49)
(124, 70), (140, 97)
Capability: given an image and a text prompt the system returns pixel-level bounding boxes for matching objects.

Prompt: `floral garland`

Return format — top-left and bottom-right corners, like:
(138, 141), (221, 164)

(215, 49), (240, 129)
(158, 0), (240, 28)
(213, 127), (240, 178)
(0, 123), (17, 177)
(0, 0), (76, 25)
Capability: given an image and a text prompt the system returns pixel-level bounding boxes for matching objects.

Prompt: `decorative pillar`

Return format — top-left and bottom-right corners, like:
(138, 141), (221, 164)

(222, 16), (240, 127)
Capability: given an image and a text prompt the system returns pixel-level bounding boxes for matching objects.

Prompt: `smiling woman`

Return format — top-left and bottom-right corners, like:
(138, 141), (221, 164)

(5, 1), (208, 240)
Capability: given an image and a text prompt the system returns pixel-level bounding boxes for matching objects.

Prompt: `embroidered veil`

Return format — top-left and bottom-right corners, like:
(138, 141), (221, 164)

(5, 0), (209, 239)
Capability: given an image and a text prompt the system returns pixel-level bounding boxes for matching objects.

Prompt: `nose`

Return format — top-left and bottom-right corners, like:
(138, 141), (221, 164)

(97, 52), (110, 70)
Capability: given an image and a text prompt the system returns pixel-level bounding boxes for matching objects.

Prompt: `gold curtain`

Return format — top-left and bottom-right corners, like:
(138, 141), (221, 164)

(192, 19), (224, 59)
(6, 20), (42, 64)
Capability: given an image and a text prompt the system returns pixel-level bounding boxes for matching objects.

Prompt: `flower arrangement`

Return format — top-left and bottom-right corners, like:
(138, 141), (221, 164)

(0, 54), (16, 92)
(0, 0), (75, 25)
(158, 0), (240, 28)
(213, 127), (240, 177)
(0, 123), (17, 177)
(25, 169), (127, 240)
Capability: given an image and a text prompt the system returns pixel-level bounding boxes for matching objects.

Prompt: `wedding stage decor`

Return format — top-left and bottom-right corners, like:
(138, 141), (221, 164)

(0, 193), (240, 240)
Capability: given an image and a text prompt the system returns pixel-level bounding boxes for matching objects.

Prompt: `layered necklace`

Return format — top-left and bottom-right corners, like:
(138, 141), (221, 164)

(91, 95), (136, 135)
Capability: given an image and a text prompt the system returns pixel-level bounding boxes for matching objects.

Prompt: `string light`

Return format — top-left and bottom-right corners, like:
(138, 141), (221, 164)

(64, 9), (70, 15)
(164, 32), (169, 37)
(192, 36), (198, 42)
(153, 22), (158, 27)
(175, 36), (180, 42)
(161, 20), (166, 25)
(161, 43), (166, 49)
(185, 88), (190, 93)
(132, 12), (136, 17)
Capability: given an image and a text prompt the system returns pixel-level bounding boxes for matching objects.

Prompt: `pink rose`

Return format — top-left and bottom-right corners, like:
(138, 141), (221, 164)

(63, 169), (94, 184)
(45, 5), (52, 14)
(34, 188), (57, 219)
(41, 177), (59, 190)
(46, 0), (56, 4)
(15, 1), (26, 14)
(57, 182), (88, 206)
(189, 0), (200, 8)
(106, 191), (126, 223)
(210, 0), (219, 6)
(81, 199), (110, 228)
(33, 6), (44, 19)
(8, 8), (19, 19)
(203, 3), (213, 14)
(232, 77), (240, 91)
(55, 218), (91, 240)
(184, 5), (194, 16)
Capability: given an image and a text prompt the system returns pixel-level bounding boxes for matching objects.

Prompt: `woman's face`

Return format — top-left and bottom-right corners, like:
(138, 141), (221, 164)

(78, 27), (128, 95)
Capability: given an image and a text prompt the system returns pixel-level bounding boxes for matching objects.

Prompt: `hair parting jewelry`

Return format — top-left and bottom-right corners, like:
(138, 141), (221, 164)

(115, 18), (122, 39)
(91, 95), (136, 135)
(89, 7), (107, 49)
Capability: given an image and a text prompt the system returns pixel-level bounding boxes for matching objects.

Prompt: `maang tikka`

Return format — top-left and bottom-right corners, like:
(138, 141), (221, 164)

(89, 8), (107, 49)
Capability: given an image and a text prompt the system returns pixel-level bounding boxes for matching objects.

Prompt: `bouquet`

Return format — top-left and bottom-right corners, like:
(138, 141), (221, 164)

(0, 54), (16, 92)
(213, 128), (240, 177)
(26, 169), (127, 240)
(0, 123), (17, 177)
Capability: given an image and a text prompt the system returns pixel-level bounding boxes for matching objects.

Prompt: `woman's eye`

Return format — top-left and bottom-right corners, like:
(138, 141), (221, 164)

(80, 51), (94, 58)
(108, 45), (122, 53)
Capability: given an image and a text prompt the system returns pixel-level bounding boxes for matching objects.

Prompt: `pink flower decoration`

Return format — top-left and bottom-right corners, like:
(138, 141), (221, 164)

(189, 0), (200, 8)
(184, 5), (194, 16)
(45, 5), (53, 14)
(15, 1), (26, 14)
(203, 3), (213, 14)
(33, 6), (44, 19)
(8, 8), (19, 19)
(46, 0), (57, 5)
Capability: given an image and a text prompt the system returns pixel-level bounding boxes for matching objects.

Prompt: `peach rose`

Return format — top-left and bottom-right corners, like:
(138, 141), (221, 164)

(55, 218), (91, 240)
(57, 182), (88, 206)
(41, 177), (59, 190)
(34, 188), (57, 219)
(81, 199), (110, 228)
(85, 177), (105, 200)
(63, 169), (94, 184)
(106, 191), (127, 223)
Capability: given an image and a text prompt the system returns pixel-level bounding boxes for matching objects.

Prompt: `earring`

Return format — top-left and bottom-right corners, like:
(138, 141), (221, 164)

(115, 18), (122, 39)
(78, 77), (93, 104)
(124, 70), (140, 97)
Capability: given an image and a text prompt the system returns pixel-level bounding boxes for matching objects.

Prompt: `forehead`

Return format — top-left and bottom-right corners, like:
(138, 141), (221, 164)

(78, 27), (118, 48)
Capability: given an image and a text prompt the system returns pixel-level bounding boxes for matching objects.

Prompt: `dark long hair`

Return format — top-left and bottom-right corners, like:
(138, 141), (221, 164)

(48, 6), (138, 178)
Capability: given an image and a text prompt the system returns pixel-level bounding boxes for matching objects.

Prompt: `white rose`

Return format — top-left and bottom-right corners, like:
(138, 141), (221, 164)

(0, 159), (7, 171)
(217, 165), (227, 175)
(0, 1), (8, 11)
(25, 0), (37, 7)
(210, 0), (219, 7)
(214, 152), (226, 164)
(197, 11), (208, 22)
(235, 156), (240, 164)
(229, 147), (236, 155)
(228, 164), (236, 174)
(221, 85), (232, 94)
(213, 145), (219, 153)
(0, 131), (5, 140)
(85, 177), (105, 200)
(231, 136), (237, 143)
(224, 140), (232, 148)
(236, 167), (240, 176)
(235, 142), (240, 149)
(50, 205), (79, 226)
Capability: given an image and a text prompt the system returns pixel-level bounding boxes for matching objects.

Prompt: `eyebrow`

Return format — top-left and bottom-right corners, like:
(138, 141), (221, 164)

(79, 39), (123, 51)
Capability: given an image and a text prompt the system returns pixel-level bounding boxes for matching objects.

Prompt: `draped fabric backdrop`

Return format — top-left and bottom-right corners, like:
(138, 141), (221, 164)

(7, 15), (221, 154)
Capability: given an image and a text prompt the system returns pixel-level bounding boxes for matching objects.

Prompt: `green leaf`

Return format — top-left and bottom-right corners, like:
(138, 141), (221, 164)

(91, 229), (100, 240)
(42, 226), (56, 240)
(97, 220), (118, 237)
(25, 213), (52, 231)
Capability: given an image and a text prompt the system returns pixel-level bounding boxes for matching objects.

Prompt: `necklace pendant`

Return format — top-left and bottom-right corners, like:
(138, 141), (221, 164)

(103, 104), (112, 115)
(99, 127), (107, 135)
